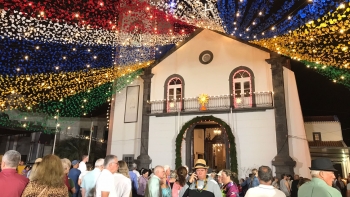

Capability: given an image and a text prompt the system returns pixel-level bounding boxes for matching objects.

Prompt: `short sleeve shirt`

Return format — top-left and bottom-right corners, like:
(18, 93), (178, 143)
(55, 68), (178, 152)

(96, 169), (116, 197)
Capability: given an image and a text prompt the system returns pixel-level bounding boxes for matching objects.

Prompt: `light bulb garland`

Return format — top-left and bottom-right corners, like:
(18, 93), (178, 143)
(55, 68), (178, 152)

(251, 2), (350, 68)
(0, 61), (152, 110)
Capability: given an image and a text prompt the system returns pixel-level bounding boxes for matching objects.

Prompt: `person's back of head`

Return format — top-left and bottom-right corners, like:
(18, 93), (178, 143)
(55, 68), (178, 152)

(2, 150), (21, 169)
(82, 155), (89, 163)
(32, 154), (65, 188)
(258, 166), (273, 185)
(61, 158), (71, 175)
(104, 155), (118, 173)
(95, 158), (104, 171)
(297, 178), (311, 188)
(177, 166), (187, 187)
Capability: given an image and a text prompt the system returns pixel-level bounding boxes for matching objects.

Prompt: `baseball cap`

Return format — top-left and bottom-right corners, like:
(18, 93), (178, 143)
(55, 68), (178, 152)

(72, 160), (80, 166)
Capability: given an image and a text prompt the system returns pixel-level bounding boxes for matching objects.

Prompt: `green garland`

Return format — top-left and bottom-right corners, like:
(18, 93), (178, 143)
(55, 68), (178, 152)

(0, 69), (143, 132)
(301, 60), (350, 88)
(175, 115), (238, 173)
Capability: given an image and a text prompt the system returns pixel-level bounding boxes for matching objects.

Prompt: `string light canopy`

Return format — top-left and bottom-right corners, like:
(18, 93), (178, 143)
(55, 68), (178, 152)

(1, 0), (350, 122)
(251, 2), (350, 68)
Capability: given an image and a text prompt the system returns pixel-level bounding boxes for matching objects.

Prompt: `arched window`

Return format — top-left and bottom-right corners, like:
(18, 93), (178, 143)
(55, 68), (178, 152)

(164, 74), (185, 112)
(229, 66), (255, 108)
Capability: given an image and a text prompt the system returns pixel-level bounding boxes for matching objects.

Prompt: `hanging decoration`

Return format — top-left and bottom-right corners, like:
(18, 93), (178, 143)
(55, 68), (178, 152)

(151, 0), (224, 32)
(251, 2), (350, 68)
(302, 60), (350, 88)
(0, 61), (152, 110)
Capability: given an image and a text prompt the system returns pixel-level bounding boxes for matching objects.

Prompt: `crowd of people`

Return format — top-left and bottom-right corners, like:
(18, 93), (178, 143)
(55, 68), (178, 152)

(0, 150), (347, 197)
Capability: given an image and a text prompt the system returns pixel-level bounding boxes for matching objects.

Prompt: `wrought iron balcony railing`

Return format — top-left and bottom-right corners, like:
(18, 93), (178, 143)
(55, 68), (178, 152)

(149, 92), (273, 114)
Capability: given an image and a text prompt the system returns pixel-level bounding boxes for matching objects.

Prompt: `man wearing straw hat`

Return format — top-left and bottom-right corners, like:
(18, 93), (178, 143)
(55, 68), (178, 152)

(179, 159), (222, 197)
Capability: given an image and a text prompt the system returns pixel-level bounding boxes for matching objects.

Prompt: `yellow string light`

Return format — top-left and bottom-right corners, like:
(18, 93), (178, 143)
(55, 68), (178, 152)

(251, 3), (350, 68)
(0, 61), (153, 109)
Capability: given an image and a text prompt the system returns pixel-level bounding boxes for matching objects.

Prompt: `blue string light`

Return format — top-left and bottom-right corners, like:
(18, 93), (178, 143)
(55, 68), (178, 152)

(217, 0), (236, 34)
(0, 37), (113, 76)
(255, 0), (349, 40)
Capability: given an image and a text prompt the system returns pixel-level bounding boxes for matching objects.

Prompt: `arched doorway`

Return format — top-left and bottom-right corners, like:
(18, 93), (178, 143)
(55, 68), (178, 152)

(175, 116), (238, 173)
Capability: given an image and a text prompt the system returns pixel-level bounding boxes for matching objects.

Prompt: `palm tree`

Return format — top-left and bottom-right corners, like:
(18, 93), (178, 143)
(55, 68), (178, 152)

(55, 138), (106, 163)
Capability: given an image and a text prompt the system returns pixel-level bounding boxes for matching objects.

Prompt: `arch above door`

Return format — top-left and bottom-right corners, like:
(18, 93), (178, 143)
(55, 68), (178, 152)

(175, 115), (238, 173)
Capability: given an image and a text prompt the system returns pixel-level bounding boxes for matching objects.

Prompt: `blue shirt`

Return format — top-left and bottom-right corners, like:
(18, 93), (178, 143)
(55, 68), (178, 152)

(129, 171), (139, 190)
(241, 177), (259, 188)
(68, 168), (81, 195)
(81, 168), (101, 197)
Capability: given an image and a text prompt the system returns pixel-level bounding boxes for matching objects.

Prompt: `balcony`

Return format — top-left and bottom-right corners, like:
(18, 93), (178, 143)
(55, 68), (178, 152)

(149, 92), (273, 115)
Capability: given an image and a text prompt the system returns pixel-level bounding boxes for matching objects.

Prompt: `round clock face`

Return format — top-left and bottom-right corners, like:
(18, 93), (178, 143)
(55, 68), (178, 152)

(199, 50), (213, 64)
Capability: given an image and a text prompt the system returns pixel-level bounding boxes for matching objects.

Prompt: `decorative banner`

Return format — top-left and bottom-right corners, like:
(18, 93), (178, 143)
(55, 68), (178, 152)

(251, 2), (350, 68)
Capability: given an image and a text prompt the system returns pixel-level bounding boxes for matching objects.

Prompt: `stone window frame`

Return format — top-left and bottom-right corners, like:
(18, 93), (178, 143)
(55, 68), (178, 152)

(229, 66), (256, 108)
(163, 74), (185, 113)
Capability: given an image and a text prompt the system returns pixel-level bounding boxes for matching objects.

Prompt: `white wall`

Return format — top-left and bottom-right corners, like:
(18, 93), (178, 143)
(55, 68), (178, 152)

(304, 121), (343, 141)
(283, 68), (311, 178)
(110, 77), (143, 160)
(151, 29), (273, 100)
(149, 110), (277, 178)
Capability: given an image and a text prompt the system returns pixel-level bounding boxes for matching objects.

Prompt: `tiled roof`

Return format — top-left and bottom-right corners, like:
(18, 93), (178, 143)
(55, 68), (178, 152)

(308, 141), (345, 147)
(304, 116), (339, 122)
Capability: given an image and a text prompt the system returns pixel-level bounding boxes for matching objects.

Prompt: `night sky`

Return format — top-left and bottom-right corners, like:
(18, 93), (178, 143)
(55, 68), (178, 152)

(291, 60), (350, 146)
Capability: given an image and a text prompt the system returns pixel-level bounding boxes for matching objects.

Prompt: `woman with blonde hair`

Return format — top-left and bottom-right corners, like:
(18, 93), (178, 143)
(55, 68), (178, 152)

(21, 154), (68, 196)
(61, 158), (76, 197)
(28, 158), (42, 179)
(114, 160), (132, 197)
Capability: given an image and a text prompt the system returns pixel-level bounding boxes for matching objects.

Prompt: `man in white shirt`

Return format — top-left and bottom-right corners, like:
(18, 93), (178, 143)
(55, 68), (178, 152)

(79, 155), (89, 173)
(96, 155), (119, 197)
(81, 158), (104, 197)
(131, 163), (140, 178)
(245, 165), (286, 197)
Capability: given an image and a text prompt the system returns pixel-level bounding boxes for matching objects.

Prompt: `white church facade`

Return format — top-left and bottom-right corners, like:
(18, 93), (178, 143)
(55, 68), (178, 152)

(108, 29), (311, 178)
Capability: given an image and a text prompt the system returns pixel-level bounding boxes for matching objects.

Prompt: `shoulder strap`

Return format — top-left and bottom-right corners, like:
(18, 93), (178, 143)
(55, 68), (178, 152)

(37, 187), (47, 197)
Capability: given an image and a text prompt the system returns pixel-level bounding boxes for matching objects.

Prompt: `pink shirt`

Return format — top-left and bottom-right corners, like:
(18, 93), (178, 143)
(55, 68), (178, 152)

(0, 169), (29, 197)
(172, 182), (183, 197)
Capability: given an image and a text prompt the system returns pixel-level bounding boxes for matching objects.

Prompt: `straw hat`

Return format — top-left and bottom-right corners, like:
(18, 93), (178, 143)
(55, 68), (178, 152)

(193, 159), (209, 169)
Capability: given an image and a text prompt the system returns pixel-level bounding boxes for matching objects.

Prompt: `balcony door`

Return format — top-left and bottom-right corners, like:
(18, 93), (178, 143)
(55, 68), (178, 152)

(233, 71), (252, 108)
(167, 78), (182, 112)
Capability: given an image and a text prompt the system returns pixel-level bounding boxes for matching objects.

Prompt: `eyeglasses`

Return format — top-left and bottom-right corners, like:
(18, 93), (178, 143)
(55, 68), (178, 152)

(111, 162), (119, 166)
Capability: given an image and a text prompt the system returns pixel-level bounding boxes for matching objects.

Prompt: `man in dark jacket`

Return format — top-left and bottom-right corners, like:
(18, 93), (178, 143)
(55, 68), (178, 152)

(291, 174), (299, 197)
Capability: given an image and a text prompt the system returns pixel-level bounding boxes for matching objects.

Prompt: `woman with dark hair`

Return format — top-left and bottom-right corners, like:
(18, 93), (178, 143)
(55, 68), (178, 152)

(172, 166), (187, 197)
(137, 169), (149, 197)
(221, 169), (239, 197)
(114, 160), (132, 197)
(21, 154), (68, 196)
(297, 177), (311, 188)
